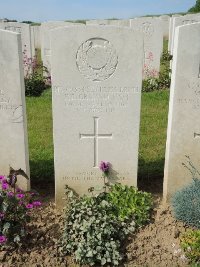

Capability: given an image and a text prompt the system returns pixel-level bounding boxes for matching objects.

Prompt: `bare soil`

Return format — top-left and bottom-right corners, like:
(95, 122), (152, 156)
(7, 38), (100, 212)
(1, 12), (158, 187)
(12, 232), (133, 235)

(0, 183), (192, 267)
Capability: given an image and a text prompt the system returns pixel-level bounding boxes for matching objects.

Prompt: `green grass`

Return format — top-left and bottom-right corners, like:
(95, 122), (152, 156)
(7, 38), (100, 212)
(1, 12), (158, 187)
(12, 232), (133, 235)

(26, 89), (54, 184)
(138, 90), (169, 193)
(26, 89), (169, 194)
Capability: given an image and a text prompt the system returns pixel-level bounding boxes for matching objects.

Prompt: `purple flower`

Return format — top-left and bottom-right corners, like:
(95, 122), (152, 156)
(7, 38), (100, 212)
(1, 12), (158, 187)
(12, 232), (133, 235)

(0, 175), (5, 181)
(7, 191), (14, 197)
(2, 183), (8, 190)
(2, 179), (7, 184)
(0, 213), (4, 220)
(0, 235), (7, 243)
(99, 161), (110, 173)
(16, 187), (23, 193)
(32, 201), (42, 207)
(26, 204), (33, 209)
(16, 194), (25, 199)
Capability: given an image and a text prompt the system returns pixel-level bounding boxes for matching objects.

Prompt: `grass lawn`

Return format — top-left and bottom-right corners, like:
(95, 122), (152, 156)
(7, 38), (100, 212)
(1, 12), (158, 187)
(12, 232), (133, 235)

(26, 89), (169, 193)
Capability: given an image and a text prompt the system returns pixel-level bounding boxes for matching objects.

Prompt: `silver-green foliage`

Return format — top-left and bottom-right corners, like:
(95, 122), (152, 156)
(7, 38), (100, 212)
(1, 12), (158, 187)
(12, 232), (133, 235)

(172, 156), (200, 228)
(61, 187), (135, 266)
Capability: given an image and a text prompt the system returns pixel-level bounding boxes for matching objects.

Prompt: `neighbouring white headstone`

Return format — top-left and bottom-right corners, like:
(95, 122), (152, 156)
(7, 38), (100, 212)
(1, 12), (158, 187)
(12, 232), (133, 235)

(164, 22), (200, 200)
(159, 15), (170, 39)
(86, 20), (110, 25)
(31, 25), (41, 49)
(86, 19), (130, 27)
(41, 21), (84, 73)
(168, 15), (182, 53)
(0, 22), (34, 60)
(0, 30), (30, 190)
(130, 17), (163, 78)
(51, 25), (143, 206)
(170, 14), (200, 55)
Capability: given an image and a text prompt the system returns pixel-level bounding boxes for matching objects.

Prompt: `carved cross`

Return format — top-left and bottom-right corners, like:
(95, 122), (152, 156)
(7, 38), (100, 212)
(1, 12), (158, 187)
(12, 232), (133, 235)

(80, 117), (113, 167)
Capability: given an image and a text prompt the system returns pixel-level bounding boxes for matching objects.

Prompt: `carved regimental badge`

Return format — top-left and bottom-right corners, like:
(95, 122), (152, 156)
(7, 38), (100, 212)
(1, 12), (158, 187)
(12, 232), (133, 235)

(76, 38), (118, 82)
(141, 22), (154, 36)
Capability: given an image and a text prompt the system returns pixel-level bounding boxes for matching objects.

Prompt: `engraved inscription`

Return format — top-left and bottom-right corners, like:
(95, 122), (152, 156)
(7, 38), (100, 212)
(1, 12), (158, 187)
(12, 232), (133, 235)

(194, 132), (200, 139)
(54, 85), (139, 113)
(0, 90), (23, 123)
(80, 117), (112, 167)
(76, 38), (118, 82)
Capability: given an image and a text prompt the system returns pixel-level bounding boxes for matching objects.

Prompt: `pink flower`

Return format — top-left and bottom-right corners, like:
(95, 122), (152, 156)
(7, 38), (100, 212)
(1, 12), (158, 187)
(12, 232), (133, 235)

(7, 191), (14, 197)
(16, 194), (25, 199)
(0, 235), (7, 243)
(16, 187), (23, 193)
(0, 175), (5, 181)
(32, 201), (42, 207)
(26, 204), (33, 209)
(2, 183), (8, 190)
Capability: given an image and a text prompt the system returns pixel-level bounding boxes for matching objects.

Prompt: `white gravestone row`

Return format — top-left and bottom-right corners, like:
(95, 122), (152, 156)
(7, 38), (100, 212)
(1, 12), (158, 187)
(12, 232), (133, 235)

(41, 21), (84, 73)
(0, 29), (30, 190)
(50, 25), (143, 206)
(164, 22), (200, 200)
(86, 19), (130, 27)
(168, 14), (182, 53)
(130, 17), (163, 78)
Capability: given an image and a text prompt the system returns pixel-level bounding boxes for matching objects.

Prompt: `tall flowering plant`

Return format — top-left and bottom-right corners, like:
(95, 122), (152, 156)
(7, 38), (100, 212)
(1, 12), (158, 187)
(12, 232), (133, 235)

(0, 168), (41, 245)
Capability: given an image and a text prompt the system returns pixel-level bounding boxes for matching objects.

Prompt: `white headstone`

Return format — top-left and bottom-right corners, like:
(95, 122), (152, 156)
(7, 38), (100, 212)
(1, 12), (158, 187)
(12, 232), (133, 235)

(170, 14), (200, 55)
(41, 21), (84, 73)
(51, 26), (143, 206)
(164, 22), (200, 200)
(168, 15), (182, 53)
(86, 19), (110, 25)
(31, 25), (41, 49)
(2, 22), (34, 60)
(130, 17), (163, 78)
(159, 15), (170, 39)
(0, 30), (30, 190)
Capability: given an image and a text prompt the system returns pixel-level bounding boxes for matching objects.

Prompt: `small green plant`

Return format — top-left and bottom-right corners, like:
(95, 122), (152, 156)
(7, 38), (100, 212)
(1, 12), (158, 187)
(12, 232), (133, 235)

(172, 156), (200, 228)
(23, 48), (51, 97)
(0, 167), (41, 245)
(61, 187), (135, 266)
(60, 161), (152, 266)
(106, 183), (153, 226)
(180, 230), (200, 264)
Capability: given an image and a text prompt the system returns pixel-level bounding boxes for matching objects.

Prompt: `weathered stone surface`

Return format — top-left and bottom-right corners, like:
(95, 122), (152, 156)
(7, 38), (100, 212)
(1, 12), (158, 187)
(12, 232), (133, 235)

(170, 14), (200, 55)
(51, 25), (143, 206)
(164, 22), (200, 200)
(0, 30), (30, 190)
(130, 17), (163, 78)
(31, 25), (41, 49)
(159, 15), (170, 38)
(41, 21), (84, 72)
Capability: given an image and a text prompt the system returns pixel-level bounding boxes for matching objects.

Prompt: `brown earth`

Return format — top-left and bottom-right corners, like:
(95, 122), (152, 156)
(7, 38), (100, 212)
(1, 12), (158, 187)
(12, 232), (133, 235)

(0, 183), (192, 267)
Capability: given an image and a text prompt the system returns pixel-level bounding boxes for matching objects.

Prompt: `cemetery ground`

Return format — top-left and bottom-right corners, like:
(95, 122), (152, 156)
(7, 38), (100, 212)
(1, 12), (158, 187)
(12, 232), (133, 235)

(0, 89), (194, 267)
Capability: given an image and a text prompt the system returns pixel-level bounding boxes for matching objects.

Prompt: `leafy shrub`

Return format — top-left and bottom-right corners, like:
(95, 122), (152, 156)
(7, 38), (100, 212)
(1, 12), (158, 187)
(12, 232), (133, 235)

(172, 156), (200, 228)
(106, 183), (153, 226)
(0, 168), (41, 245)
(60, 161), (153, 266)
(61, 187), (135, 266)
(180, 230), (200, 263)
(23, 48), (51, 97)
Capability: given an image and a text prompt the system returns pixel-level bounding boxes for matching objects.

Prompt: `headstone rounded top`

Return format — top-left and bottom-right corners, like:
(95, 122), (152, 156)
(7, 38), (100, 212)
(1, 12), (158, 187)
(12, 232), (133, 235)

(76, 38), (118, 82)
